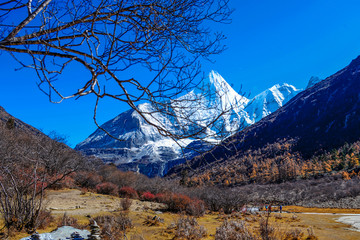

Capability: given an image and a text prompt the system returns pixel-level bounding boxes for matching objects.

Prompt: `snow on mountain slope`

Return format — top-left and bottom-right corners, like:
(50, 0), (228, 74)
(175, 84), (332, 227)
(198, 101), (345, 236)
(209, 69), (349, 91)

(245, 83), (301, 124)
(209, 71), (250, 132)
(76, 71), (301, 177)
(76, 102), (181, 150)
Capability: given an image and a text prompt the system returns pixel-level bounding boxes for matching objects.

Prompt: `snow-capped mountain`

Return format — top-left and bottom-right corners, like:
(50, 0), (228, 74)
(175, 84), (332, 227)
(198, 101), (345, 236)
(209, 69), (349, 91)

(245, 83), (300, 124)
(168, 56), (360, 178)
(76, 71), (302, 177)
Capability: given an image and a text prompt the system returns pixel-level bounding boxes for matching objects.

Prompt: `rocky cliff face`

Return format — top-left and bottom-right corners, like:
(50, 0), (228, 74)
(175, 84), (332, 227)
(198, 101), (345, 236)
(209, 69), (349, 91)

(76, 71), (301, 177)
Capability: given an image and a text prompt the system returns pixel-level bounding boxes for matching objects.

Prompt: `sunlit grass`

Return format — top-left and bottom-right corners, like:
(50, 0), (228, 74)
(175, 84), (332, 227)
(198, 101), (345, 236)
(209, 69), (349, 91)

(4, 190), (360, 239)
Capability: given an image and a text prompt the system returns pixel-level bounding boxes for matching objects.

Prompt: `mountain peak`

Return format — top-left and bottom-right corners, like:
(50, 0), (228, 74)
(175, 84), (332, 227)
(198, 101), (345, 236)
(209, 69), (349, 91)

(306, 76), (322, 89)
(245, 83), (301, 123)
(169, 55), (360, 177)
(77, 72), (301, 177)
(209, 70), (249, 107)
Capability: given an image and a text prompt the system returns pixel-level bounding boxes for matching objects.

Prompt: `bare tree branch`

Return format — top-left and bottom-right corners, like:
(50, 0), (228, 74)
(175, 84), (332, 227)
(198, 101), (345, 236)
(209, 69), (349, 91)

(0, 0), (240, 154)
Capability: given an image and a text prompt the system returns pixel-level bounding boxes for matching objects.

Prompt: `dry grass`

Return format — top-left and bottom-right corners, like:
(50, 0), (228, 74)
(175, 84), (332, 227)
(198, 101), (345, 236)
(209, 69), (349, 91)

(287, 213), (360, 240)
(3, 190), (360, 240)
(284, 205), (360, 214)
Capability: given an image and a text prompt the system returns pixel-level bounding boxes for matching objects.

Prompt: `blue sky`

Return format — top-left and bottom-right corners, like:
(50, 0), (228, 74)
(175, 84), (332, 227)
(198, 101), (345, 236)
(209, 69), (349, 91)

(1, 0), (360, 147)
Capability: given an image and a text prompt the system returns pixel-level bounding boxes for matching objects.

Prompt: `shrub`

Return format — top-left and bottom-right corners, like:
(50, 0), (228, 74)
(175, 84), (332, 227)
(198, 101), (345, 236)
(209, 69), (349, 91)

(120, 198), (132, 211)
(95, 213), (133, 240)
(154, 193), (168, 203)
(167, 193), (192, 212)
(58, 213), (79, 228)
(36, 209), (54, 230)
(95, 182), (118, 196)
(186, 198), (206, 217)
(74, 171), (103, 189)
(259, 214), (276, 240)
(305, 228), (319, 240)
(215, 219), (255, 240)
(283, 228), (304, 240)
(140, 191), (155, 201)
(119, 186), (138, 199)
(48, 174), (76, 190)
(171, 216), (207, 240)
(155, 193), (206, 216)
(80, 188), (88, 195)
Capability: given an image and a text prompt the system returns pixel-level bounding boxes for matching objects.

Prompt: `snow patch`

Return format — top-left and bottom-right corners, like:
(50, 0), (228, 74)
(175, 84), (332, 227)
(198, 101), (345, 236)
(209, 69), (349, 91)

(337, 215), (360, 232)
(21, 226), (90, 240)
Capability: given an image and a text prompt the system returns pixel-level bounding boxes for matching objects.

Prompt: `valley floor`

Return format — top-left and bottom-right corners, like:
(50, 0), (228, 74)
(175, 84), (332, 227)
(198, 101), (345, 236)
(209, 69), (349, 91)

(11, 189), (360, 240)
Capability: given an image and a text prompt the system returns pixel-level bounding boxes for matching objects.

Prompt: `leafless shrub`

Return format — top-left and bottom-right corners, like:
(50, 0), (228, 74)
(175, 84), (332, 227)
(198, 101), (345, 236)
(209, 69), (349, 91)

(259, 213), (277, 240)
(198, 187), (245, 213)
(305, 228), (319, 240)
(75, 171), (103, 190)
(120, 198), (133, 211)
(283, 228), (304, 240)
(172, 216), (207, 240)
(215, 219), (255, 240)
(36, 209), (54, 230)
(94, 213), (133, 240)
(0, 125), (85, 234)
(230, 211), (243, 219)
(186, 199), (206, 217)
(58, 213), (80, 228)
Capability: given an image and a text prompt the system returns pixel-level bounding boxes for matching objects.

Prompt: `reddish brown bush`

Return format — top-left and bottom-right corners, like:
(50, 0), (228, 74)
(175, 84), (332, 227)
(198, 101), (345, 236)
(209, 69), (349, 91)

(119, 186), (138, 199)
(140, 191), (155, 201)
(156, 193), (205, 216)
(154, 193), (205, 217)
(154, 193), (169, 203)
(95, 182), (118, 196)
(167, 193), (192, 212)
(186, 198), (206, 217)
(37, 209), (54, 229)
(47, 174), (76, 190)
(74, 171), (103, 189)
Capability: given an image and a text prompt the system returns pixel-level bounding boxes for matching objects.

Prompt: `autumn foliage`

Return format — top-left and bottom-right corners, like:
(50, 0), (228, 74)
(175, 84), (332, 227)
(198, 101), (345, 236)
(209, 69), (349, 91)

(95, 182), (118, 196)
(183, 139), (360, 187)
(155, 193), (206, 216)
(119, 186), (139, 199)
(140, 192), (156, 201)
